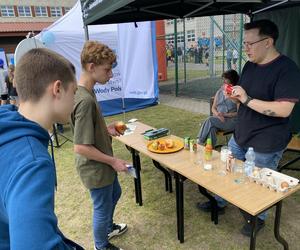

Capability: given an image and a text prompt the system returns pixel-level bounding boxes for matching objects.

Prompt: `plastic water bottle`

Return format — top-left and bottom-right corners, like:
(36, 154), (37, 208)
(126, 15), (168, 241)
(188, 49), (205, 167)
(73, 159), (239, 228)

(244, 147), (255, 177)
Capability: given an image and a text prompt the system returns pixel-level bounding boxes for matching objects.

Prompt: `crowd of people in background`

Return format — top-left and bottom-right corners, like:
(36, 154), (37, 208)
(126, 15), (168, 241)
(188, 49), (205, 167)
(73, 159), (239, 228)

(166, 43), (210, 66)
(0, 59), (18, 106)
(166, 38), (239, 70)
(226, 47), (239, 70)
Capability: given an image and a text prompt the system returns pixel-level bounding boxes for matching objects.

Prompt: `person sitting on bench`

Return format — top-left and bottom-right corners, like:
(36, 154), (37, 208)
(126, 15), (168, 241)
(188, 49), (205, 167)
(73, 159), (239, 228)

(197, 69), (239, 147)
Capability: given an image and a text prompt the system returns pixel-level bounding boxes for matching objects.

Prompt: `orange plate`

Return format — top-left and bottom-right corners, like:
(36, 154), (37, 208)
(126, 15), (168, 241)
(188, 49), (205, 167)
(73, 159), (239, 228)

(147, 139), (184, 154)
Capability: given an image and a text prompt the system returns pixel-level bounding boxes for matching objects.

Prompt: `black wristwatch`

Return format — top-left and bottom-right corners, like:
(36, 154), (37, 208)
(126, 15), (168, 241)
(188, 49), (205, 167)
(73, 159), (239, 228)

(243, 95), (253, 106)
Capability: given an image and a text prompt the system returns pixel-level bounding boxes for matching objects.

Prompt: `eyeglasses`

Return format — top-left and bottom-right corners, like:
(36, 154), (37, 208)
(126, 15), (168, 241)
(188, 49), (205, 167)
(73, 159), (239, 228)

(243, 37), (269, 48)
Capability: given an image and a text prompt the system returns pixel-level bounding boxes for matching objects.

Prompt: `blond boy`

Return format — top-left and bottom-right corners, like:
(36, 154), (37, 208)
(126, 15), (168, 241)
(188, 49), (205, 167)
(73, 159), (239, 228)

(71, 41), (128, 250)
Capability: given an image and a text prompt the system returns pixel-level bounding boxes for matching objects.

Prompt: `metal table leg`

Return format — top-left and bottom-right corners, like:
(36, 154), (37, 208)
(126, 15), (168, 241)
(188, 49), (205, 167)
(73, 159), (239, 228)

(249, 216), (257, 250)
(134, 149), (143, 206)
(175, 174), (180, 240)
(274, 201), (289, 250)
(198, 185), (219, 224)
(241, 203), (289, 250)
(129, 147), (143, 206)
(152, 160), (172, 193)
(174, 172), (186, 243)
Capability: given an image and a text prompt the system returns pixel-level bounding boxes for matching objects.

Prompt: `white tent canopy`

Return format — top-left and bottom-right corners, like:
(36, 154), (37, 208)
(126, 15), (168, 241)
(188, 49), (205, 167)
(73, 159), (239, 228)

(36, 0), (158, 116)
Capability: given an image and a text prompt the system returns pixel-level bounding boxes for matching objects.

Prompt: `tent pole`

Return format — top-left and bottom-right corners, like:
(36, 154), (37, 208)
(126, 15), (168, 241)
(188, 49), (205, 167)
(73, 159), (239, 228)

(183, 18), (187, 85)
(222, 15), (225, 73)
(209, 17), (214, 77)
(122, 96), (126, 122)
(174, 19), (179, 97)
(252, 0), (288, 15)
(238, 14), (244, 74)
(84, 25), (90, 40)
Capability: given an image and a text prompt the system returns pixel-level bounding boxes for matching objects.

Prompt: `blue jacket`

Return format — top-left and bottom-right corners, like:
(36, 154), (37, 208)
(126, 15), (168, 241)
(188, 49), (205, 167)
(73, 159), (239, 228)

(0, 105), (74, 250)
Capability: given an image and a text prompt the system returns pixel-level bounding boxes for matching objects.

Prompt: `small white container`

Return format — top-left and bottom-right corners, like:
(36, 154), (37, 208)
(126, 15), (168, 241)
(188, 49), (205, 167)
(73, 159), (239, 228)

(220, 146), (228, 162)
(204, 163), (212, 171)
(255, 168), (299, 192)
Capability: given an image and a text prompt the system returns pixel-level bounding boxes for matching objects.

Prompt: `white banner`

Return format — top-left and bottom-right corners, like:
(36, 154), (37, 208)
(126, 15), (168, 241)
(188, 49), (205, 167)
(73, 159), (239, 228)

(33, 1), (157, 114)
(118, 22), (155, 99)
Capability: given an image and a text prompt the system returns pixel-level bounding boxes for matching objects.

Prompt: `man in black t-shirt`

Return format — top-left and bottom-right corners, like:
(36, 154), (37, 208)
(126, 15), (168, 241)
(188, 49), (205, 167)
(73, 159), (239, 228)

(198, 19), (300, 237)
(230, 19), (300, 236)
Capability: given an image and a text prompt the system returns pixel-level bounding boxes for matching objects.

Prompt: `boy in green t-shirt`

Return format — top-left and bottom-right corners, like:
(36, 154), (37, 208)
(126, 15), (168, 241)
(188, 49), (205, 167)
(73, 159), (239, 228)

(71, 41), (128, 250)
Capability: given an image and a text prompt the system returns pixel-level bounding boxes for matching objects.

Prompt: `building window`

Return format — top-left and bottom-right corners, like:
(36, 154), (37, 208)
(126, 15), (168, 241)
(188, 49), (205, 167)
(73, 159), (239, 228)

(18, 6), (32, 17)
(166, 19), (174, 25)
(1, 6), (15, 17)
(35, 6), (48, 17)
(177, 32), (184, 43)
(166, 34), (174, 44)
(50, 7), (62, 17)
(187, 30), (195, 42)
(64, 7), (71, 13)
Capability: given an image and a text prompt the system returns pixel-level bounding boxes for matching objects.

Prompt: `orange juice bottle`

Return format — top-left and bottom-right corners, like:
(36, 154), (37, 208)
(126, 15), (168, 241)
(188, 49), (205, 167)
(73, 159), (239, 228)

(204, 138), (213, 161)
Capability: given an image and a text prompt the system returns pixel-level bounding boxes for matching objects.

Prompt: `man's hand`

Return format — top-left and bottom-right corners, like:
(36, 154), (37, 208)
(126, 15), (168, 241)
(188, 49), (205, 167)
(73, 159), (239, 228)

(231, 85), (295, 117)
(223, 91), (232, 99)
(111, 158), (128, 172)
(107, 122), (121, 136)
(232, 86), (248, 104)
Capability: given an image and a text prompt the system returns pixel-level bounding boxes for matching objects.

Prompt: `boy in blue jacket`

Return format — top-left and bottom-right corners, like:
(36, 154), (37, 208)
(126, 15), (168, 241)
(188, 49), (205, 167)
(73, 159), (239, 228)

(0, 48), (82, 249)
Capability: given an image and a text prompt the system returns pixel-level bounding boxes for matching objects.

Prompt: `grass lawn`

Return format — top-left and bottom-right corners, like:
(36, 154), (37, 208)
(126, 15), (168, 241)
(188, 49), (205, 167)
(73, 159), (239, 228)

(54, 104), (300, 250)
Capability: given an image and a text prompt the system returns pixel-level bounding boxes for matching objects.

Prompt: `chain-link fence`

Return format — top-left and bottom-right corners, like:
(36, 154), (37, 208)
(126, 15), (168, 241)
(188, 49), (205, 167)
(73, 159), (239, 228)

(159, 14), (250, 101)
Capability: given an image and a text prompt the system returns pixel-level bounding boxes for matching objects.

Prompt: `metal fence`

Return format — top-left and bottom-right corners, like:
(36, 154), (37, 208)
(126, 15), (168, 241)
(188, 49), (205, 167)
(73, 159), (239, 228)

(160, 14), (250, 101)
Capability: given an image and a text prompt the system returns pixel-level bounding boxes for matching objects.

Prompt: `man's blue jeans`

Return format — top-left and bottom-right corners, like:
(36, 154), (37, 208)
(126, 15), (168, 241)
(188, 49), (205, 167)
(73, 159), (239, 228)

(90, 175), (121, 249)
(215, 136), (284, 220)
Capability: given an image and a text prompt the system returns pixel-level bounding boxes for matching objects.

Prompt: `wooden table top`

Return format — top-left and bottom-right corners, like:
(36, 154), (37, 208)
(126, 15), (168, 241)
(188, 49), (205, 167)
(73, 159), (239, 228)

(115, 122), (154, 147)
(115, 121), (300, 216)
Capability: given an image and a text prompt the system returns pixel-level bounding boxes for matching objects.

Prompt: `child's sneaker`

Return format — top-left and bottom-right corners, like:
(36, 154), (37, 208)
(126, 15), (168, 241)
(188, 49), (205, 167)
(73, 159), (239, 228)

(94, 242), (123, 250)
(108, 223), (128, 240)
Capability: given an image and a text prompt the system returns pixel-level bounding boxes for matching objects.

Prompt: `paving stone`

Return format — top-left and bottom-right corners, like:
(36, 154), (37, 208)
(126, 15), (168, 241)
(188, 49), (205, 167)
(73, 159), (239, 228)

(159, 94), (210, 115)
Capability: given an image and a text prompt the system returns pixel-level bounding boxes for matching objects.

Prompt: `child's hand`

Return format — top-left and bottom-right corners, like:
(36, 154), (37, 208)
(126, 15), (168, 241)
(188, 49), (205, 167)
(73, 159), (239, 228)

(107, 123), (121, 136)
(217, 112), (225, 122)
(111, 158), (128, 172)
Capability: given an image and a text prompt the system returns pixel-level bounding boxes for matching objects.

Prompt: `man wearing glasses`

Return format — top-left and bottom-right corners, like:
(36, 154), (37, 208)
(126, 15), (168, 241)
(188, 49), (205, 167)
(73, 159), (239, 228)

(223, 19), (299, 236)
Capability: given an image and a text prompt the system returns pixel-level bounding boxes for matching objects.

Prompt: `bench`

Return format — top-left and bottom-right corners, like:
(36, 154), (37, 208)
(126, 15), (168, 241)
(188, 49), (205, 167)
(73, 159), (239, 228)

(278, 136), (300, 172)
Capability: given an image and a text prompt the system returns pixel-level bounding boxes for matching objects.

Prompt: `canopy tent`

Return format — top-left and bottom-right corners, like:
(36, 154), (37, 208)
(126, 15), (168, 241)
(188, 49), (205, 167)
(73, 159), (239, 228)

(36, 1), (158, 116)
(80, 0), (300, 131)
(80, 0), (300, 25)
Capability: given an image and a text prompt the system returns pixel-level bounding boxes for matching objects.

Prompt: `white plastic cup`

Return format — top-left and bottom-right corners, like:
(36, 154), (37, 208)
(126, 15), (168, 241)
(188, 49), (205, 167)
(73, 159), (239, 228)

(220, 146), (228, 162)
